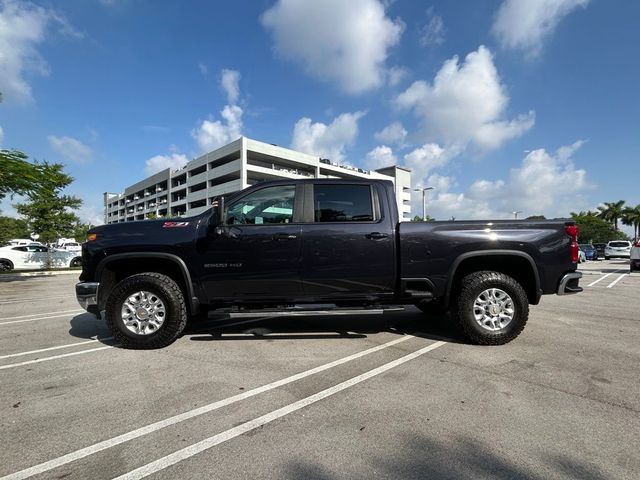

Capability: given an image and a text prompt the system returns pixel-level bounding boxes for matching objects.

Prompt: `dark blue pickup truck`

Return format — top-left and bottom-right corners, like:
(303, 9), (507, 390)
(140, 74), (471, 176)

(76, 179), (582, 348)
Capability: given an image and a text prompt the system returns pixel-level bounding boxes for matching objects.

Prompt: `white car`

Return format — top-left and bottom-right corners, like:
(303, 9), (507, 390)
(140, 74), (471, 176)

(55, 241), (82, 253)
(604, 240), (632, 260)
(578, 249), (586, 263)
(631, 241), (640, 272)
(0, 245), (82, 272)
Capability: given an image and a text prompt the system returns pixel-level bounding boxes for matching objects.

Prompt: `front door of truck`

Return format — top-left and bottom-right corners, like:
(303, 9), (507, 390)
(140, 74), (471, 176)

(299, 183), (395, 297)
(200, 184), (303, 301)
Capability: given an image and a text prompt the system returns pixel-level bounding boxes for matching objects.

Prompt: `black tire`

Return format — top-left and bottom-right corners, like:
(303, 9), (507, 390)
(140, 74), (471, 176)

(605, 256), (610, 260)
(70, 257), (82, 268)
(105, 273), (187, 349)
(452, 271), (529, 345)
(0, 259), (13, 272)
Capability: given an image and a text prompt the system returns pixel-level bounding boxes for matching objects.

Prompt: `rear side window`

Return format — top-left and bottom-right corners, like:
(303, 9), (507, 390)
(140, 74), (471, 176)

(12, 247), (27, 252)
(609, 241), (630, 247)
(313, 184), (374, 222)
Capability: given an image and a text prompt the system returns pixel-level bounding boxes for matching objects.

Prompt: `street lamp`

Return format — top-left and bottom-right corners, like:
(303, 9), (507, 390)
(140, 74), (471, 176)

(512, 210), (523, 219)
(414, 187), (434, 221)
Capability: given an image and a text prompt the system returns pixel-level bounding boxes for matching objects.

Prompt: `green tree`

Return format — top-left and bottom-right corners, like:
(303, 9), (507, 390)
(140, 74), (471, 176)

(15, 162), (83, 243)
(71, 222), (93, 243)
(622, 204), (640, 240)
(525, 215), (546, 220)
(0, 150), (43, 201)
(411, 215), (434, 222)
(0, 216), (31, 244)
(597, 200), (626, 231)
(570, 211), (629, 243)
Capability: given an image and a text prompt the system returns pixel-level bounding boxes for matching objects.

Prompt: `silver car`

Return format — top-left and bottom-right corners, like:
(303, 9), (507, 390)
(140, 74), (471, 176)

(604, 240), (631, 259)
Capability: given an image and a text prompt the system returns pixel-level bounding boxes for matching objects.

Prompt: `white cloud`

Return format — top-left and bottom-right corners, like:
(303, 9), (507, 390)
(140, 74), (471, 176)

(0, 0), (80, 103)
(374, 122), (407, 146)
(261, 0), (403, 94)
(192, 105), (243, 153)
(387, 66), (409, 87)
(144, 153), (189, 176)
(491, 0), (589, 57)
(220, 68), (240, 104)
(365, 145), (396, 170)
(198, 62), (208, 77)
(47, 135), (92, 163)
(414, 141), (591, 220)
(396, 45), (534, 152)
(291, 111), (365, 161)
(76, 204), (104, 226)
(0, 125), (4, 145)
(419, 7), (445, 47)
(403, 143), (458, 179)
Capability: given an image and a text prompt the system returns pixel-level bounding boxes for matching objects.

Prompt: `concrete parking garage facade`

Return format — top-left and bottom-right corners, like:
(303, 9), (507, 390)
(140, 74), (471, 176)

(103, 136), (412, 224)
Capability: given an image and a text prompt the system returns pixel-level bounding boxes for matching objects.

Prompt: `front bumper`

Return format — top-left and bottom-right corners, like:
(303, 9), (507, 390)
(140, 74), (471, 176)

(76, 282), (100, 313)
(557, 272), (583, 295)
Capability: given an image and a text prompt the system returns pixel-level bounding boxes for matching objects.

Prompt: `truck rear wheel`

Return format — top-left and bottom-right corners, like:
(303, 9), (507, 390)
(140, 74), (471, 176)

(105, 272), (187, 349)
(452, 271), (529, 345)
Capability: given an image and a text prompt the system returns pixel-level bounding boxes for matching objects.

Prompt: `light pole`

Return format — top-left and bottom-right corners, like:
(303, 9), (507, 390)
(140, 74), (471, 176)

(414, 187), (434, 221)
(512, 210), (523, 219)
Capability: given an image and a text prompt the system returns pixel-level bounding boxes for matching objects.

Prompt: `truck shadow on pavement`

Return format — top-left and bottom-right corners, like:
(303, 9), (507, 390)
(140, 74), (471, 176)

(187, 308), (466, 345)
(67, 309), (466, 346)
(284, 433), (611, 480)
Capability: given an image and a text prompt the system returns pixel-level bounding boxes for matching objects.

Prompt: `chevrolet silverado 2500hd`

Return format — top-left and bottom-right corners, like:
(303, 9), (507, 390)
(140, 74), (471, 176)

(76, 179), (582, 348)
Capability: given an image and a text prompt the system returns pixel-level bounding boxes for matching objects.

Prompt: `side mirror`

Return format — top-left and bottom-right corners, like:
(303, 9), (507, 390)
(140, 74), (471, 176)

(208, 196), (226, 236)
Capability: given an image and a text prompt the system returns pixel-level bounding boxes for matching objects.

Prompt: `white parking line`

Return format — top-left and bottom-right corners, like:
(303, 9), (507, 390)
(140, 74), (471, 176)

(0, 336), (415, 480)
(587, 270), (624, 287)
(0, 311), (85, 326)
(607, 273), (629, 288)
(0, 296), (75, 306)
(0, 337), (113, 360)
(114, 341), (447, 480)
(0, 309), (81, 321)
(0, 345), (114, 371)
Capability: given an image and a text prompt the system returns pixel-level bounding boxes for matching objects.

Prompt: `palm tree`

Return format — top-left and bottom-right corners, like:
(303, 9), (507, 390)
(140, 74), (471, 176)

(622, 204), (640, 240)
(597, 200), (626, 231)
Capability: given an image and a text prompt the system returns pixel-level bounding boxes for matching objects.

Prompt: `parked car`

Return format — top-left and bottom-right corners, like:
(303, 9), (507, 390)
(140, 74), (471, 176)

(0, 245), (82, 271)
(631, 240), (640, 272)
(604, 240), (632, 259)
(579, 244), (598, 261)
(76, 178), (583, 349)
(593, 243), (607, 258)
(578, 249), (586, 263)
(55, 240), (82, 253)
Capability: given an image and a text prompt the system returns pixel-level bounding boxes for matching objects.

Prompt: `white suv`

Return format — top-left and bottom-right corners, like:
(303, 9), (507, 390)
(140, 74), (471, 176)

(604, 240), (632, 260)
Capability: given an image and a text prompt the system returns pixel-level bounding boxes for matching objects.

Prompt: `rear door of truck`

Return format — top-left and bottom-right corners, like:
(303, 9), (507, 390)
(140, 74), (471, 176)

(299, 182), (396, 297)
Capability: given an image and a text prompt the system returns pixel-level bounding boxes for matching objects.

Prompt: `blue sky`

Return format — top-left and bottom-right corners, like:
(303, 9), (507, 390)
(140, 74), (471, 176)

(1, 0), (639, 228)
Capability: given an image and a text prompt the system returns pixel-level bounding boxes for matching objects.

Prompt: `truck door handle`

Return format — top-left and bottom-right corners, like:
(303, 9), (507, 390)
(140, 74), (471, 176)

(366, 232), (388, 240)
(273, 233), (298, 240)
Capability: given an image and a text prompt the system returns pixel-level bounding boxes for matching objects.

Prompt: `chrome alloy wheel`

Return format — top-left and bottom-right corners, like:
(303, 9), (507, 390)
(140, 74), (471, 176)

(472, 288), (515, 332)
(121, 291), (166, 335)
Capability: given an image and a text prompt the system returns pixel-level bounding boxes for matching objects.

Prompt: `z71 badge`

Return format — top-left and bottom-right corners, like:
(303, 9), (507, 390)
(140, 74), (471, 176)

(162, 221), (190, 228)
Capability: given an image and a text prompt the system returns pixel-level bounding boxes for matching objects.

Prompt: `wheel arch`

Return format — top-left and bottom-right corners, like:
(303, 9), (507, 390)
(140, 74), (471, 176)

(96, 253), (199, 314)
(445, 250), (541, 307)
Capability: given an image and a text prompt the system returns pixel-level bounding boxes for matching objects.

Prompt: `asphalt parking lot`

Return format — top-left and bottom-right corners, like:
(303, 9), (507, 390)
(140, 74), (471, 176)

(1, 260), (638, 480)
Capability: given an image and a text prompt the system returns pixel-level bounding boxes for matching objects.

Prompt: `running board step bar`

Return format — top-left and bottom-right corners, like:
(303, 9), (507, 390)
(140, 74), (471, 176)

(210, 306), (405, 318)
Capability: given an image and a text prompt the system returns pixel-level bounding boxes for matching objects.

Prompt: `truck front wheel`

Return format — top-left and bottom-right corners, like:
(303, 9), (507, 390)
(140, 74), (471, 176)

(452, 271), (529, 345)
(105, 272), (188, 349)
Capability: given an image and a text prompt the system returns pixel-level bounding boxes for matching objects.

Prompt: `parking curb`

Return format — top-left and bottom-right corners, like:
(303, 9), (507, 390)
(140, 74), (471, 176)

(0, 270), (80, 280)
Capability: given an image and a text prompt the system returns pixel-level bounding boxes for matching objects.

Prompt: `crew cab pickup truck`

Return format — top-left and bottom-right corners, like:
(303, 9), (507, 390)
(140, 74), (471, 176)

(76, 179), (582, 349)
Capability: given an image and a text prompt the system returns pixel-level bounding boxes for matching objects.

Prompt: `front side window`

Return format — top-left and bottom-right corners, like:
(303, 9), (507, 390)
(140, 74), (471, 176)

(313, 184), (374, 222)
(226, 185), (295, 225)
